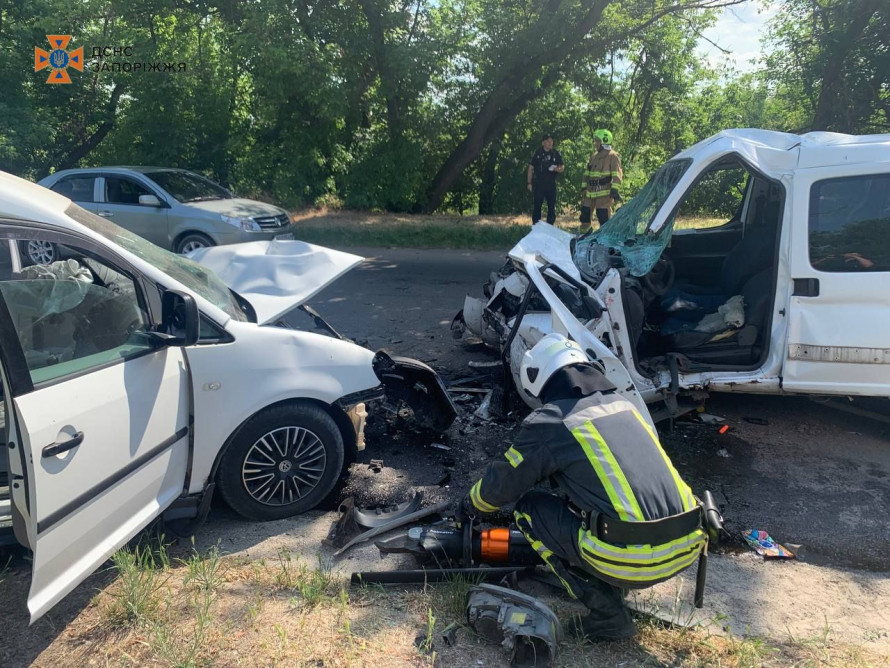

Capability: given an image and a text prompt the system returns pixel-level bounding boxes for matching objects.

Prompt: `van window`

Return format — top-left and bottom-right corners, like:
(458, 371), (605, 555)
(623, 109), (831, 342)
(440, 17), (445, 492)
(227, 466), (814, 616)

(0, 239), (155, 385)
(50, 176), (96, 203)
(809, 173), (890, 272)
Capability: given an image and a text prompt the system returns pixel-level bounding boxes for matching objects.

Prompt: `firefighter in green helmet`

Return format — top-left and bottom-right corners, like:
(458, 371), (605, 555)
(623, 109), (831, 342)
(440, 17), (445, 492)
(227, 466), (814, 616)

(580, 129), (623, 229)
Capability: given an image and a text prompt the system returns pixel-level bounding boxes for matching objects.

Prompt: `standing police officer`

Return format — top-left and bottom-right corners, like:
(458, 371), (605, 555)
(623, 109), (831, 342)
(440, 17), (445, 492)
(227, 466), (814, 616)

(580, 129), (623, 229)
(458, 333), (707, 641)
(527, 134), (565, 225)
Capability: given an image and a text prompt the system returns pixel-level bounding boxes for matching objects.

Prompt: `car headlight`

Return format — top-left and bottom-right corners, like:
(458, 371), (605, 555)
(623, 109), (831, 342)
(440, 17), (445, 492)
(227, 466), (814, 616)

(221, 215), (261, 231)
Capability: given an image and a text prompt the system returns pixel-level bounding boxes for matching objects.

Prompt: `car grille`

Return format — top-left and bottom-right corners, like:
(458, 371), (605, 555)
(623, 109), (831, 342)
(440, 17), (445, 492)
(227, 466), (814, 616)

(253, 213), (290, 228)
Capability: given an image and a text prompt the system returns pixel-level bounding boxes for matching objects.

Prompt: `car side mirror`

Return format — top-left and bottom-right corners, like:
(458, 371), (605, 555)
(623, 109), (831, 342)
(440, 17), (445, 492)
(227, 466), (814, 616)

(139, 194), (162, 207)
(158, 290), (199, 346)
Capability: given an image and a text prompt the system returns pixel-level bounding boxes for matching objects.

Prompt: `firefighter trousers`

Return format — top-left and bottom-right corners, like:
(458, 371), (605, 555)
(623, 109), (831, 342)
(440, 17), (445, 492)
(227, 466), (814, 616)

(513, 490), (635, 639)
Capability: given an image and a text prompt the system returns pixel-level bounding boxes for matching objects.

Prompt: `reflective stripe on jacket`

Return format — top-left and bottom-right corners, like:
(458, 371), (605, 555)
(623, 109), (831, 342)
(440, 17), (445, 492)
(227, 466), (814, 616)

(581, 148), (622, 210)
(468, 391), (704, 587)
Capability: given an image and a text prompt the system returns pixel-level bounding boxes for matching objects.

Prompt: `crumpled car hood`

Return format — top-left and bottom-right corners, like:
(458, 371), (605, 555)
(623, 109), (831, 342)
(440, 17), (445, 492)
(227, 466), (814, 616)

(188, 240), (363, 325)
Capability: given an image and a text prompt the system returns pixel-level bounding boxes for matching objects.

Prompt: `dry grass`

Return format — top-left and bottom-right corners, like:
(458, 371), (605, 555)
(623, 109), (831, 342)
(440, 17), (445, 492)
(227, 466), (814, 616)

(24, 547), (888, 668)
(288, 209), (729, 250)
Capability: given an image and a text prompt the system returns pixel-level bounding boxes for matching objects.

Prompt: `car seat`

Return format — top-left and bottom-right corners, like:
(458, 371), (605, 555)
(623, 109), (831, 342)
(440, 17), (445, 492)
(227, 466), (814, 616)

(661, 201), (780, 314)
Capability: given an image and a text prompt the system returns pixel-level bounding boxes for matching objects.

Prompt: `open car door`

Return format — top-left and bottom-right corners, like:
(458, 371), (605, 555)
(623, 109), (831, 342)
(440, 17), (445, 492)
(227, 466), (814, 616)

(0, 228), (191, 621)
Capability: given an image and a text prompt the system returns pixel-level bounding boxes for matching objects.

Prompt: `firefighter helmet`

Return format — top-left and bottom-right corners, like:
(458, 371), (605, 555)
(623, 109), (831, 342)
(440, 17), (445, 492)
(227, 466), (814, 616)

(594, 128), (613, 145)
(520, 333), (591, 399)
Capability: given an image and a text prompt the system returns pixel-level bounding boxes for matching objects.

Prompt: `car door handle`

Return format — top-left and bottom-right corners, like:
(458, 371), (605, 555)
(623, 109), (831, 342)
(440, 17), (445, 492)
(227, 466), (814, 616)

(792, 278), (820, 297)
(98, 210), (114, 217)
(42, 431), (84, 458)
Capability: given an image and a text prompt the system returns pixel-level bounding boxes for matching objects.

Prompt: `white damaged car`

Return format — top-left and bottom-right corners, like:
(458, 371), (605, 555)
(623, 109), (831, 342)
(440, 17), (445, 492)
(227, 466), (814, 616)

(0, 171), (454, 620)
(454, 129), (890, 424)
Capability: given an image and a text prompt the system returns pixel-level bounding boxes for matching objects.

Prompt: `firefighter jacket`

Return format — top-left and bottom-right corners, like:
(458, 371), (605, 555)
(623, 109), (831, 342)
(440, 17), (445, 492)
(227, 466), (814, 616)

(468, 391), (706, 587)
(581, 147), (622, 210)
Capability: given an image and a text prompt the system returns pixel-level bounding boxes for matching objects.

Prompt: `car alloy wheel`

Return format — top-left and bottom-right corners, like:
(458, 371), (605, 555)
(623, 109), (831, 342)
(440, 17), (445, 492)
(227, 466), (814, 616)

(180, 238), (209, 253)
(26, 240), (55, 265)
(241, 426), (327, 506)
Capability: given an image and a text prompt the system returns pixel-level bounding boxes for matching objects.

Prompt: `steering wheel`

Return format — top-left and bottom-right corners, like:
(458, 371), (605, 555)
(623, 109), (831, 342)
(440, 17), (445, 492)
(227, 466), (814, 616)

(642, 255), (676, 296)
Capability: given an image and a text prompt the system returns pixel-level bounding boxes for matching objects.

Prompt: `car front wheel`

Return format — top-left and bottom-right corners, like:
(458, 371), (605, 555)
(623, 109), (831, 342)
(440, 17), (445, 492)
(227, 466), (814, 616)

(216, 403), (345, 521)
(175, 233), (214, 255)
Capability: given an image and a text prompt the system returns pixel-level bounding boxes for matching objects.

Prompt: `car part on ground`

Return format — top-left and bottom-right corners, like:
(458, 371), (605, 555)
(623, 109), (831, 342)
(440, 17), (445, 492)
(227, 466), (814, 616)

(332, 499), (451, 557)
(323, 492), (424, 549)
(467, 584), (562, 668)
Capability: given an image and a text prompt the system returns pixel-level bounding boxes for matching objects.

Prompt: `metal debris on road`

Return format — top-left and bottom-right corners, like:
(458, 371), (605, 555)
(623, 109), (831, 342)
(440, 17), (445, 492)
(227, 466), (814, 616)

(430, 443), (452, 451)
(468, 360), (502, 369)
(323, 493), (425, 549)
(368, 459), (384, 473)
(743, 416), (770, 425)
(474, 391), (494, 421)
(699, 413), (726, 425)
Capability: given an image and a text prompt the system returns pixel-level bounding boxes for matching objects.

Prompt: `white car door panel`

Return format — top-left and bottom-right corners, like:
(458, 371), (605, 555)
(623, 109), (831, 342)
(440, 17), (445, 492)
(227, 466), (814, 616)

(0, 231), (190, 621)
(783, 167), (890, 395)
(15, 348), (189, 619)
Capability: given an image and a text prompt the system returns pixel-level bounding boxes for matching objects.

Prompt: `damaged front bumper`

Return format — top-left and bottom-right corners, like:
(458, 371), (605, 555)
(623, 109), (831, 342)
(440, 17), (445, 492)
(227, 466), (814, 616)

(372, 351), (458, 433)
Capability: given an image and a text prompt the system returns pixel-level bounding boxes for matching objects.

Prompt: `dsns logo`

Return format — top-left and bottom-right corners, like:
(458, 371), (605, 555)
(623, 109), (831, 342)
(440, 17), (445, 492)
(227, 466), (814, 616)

(34, 35), (84, 84)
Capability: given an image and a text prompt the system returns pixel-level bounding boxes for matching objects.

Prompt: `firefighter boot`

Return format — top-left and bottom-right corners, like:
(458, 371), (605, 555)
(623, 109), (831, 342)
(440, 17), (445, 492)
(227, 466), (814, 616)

(578, 578), (636, 642)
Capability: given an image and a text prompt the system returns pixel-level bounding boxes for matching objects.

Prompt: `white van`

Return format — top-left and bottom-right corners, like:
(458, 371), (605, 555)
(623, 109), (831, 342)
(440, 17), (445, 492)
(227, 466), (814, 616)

(0, 172), (454, 621)
(455, 130), (890, 423)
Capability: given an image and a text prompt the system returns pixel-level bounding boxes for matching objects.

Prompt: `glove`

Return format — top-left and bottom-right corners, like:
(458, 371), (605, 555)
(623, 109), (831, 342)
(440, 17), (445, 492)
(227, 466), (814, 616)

(609, 188), (622, 202)
(454, 495), (478, 529)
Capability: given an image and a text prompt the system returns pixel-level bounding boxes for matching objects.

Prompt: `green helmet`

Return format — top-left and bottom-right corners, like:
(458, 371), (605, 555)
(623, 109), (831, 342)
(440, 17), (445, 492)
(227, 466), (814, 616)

(594, 128), (613, 145)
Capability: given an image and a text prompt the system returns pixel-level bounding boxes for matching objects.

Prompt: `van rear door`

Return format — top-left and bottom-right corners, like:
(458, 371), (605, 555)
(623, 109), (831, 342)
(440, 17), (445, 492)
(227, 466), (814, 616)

(782, 167), (890, 395)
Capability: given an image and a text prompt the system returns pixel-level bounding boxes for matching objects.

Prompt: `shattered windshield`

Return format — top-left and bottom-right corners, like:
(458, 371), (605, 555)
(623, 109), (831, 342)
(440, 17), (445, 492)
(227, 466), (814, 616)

(575, 159), (691, 277)
(66, 204), (248, 321)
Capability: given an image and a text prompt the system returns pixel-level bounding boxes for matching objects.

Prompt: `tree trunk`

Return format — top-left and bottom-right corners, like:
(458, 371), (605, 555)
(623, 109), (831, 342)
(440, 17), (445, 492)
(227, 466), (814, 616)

(478, 139), (501, 215)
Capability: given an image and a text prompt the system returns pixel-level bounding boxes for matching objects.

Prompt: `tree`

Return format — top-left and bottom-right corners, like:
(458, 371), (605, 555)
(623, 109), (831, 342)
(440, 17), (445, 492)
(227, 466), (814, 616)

(764, 0), (889, 133)
(420, 0), (744, 213)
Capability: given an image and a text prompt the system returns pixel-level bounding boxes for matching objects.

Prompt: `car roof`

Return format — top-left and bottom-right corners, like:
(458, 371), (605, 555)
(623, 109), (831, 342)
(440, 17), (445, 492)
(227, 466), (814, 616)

(674, 129), (890, 174)
(49, 166), (190, 177)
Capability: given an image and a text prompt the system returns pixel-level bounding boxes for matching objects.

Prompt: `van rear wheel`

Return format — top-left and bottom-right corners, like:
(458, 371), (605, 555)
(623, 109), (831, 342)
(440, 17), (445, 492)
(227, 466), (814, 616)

(216, 403), (345, 521)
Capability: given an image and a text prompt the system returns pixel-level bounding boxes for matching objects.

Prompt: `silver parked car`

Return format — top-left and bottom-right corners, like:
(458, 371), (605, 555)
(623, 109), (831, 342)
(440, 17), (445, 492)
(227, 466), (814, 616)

(35, 167), (293, 262)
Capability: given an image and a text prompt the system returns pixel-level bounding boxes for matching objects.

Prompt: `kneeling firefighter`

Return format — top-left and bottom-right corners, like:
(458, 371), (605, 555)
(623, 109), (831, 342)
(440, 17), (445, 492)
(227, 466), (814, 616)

(457, 333), (707, 641)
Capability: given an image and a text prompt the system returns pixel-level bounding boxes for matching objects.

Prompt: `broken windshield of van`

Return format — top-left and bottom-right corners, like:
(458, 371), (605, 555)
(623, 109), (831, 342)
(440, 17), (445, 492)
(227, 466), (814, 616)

(574, 159), (690, 278)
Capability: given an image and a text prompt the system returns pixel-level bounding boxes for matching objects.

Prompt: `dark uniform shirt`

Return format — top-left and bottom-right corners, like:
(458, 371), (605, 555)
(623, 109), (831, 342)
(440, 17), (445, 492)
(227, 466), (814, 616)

(529, 148), (564, 188)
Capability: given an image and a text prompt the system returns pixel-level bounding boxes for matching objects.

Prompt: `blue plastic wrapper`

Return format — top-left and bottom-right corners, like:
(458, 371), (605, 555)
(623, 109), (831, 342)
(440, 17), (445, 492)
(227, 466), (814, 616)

(743, 529), (795, 559)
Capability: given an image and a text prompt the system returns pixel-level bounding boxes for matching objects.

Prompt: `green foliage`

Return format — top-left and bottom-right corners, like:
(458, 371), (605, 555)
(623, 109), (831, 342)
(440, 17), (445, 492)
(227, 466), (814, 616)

(0, 0), (886, 214)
